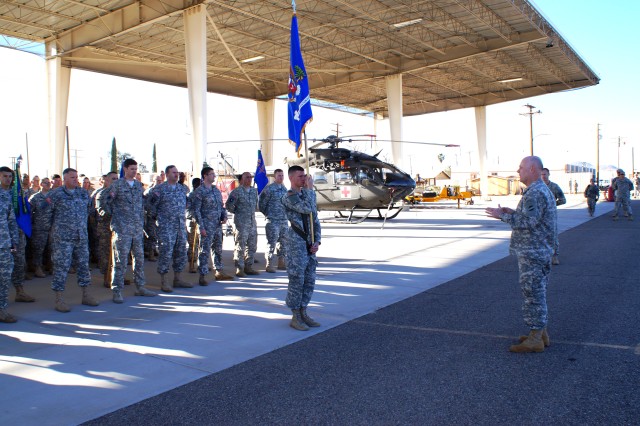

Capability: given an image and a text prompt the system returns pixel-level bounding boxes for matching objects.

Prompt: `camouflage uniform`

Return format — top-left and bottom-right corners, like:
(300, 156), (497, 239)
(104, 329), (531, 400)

(259, 182), (288, 267)
(611, 176), (634, 218)
(48, 186), (93, 291)
(500, 179), (556, 330)
(545, 180), (565, 257)
(29, 190), (53, 269)
(212, 219), (226, 272)
(94, 188), (112, 275)
(96, 178), (146, 289)
(146, 182), (188, 274)
(143, 186), (158, 257)
(584, 183), (600, 216)
(282, 188), (321, 309)
(0, 189), (18, 310)
(186, 190), (199, 271)
(191, 185), (226, 275)
(226, 186), (259, 269)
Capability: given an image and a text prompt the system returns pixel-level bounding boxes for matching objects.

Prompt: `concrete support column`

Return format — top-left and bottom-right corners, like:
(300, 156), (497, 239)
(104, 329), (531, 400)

(46, 44), (70, 175)
(257, 99), (275, 166)
(385, 74), (404, 169)
(475, 106), (490, 200)
(184, 5), (208, 170)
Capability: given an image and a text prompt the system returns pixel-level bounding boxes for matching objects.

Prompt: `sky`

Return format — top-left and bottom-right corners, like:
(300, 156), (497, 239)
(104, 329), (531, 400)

(1, 0), (639, 181)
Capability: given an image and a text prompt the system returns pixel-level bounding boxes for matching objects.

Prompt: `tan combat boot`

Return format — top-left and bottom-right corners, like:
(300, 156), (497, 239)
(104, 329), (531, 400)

(135, 285), (157, 297)
(81, 286), (99, 306)
(55, 291), (71, 313)
(15, 285), (35, 303)
(300, 307), (321, 327)
(510, 329), (545, 353)
(173, 272), (194, 288)
(277, 257), (286, 270)
(244, 265), (260, 275)
(160, 274), (173, 293)
(235, 267), (246, 278)
(551, 255), (560, 265)
(34, 265), (46, 278)
(519, 328), (550, 347)
(265, 260), (277, 273)
(0, 309), (17, 323)
(199, 274), (209, 286)
(112, 288), (124, 304)
(214, 270), (234, 281)
(290, 309), (309, 331)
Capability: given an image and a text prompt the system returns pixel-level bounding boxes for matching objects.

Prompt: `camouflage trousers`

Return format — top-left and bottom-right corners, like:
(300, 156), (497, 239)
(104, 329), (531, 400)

(96, 218), (112, 275)
(587, 197), (597, 214)
(213, 226), (224, 271)
(196, 225), (221, 275)
(112, 232), (145, 289)
(51, 238), (92, 291)
(264, 220), (287, 265)
(614, 196), (633, 217)
(157, 225), (187, 275)
(144, 215), (158, 255)
(187, 219), (199, 266)
(233, 222), (257, 269)
(517, 254), (550, 330)
(11, 230), (26, 287)
(0, 248), (14, 309)
(285, 233), (317, 309)
(31, 226), (52, 268)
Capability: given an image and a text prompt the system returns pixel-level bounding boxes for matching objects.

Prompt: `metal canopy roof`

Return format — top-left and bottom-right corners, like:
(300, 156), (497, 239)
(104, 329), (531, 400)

(1, 0), (599, 118)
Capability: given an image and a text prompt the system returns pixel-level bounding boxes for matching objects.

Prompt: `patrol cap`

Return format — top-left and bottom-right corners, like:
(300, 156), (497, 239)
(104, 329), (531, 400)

(616, 169), (625, 175)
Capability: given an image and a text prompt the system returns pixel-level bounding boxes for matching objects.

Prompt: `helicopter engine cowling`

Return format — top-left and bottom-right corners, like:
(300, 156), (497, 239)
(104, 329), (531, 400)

(284, 156), (307, 166)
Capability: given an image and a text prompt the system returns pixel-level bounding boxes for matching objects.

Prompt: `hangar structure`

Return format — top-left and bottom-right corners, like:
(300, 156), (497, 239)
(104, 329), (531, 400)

(0, 0), (598, 196)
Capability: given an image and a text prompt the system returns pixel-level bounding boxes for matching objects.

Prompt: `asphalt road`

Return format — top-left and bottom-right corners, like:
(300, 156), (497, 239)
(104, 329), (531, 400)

(86, 203), (640, 425)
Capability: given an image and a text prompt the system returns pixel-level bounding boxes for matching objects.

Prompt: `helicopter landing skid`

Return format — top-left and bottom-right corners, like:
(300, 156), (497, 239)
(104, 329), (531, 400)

(323, 205), (403, 224)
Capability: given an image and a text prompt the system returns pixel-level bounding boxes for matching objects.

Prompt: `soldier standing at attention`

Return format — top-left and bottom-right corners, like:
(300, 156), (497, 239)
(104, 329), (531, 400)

(0, 166), (35, 303)
(46, 168), (99, 312)
(486, 156), (556, 353)
(186, 177), (201, 274)
(191, 167), (232, 284)
(282, 165), (322, 331)
(94, 172), (118, 286)
(259, 168), (289, 273)
(541, 168), (565, 265)
(226, 172), (260, 277)
(583, 178), (600, 217)
(144, 174), (163, 261)
(29, 176), (53, 278)
(0, 167), (19, 322)
(97, 159), (157, 303)
(146, 165), (192, 293)
(611, 169), (634, 221)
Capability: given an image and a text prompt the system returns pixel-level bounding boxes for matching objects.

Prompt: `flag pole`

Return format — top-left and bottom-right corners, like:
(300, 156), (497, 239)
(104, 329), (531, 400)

(25, 133), (30, 178)
(303, 131), (314, 244)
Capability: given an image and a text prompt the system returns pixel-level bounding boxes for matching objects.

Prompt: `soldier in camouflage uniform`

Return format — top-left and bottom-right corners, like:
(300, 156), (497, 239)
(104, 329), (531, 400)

(0, 167), (19, 322)
(94, 172), (118, 286)
(144, 174), (163, 261)
(282, 166), (322, 331)
(541, 168), (565, 265)
(29, 176), (53, 278)
(611, 169), (634, 221)
(190, 167), (233, 285)
(225, 172), (260, 276)
(486, 156), (556, 353)
(0, 167), (35, 303)
(259, 168), (288, 273)
(583, 177), (600, 217)
(46, 168), (99, 312)
(97, 159), (157, 303)
(146, 165), (192, 292)
(186, 178), (201, 274)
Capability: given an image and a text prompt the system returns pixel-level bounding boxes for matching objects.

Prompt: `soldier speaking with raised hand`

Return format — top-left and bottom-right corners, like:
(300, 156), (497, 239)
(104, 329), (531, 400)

(282, 165), (321, 331)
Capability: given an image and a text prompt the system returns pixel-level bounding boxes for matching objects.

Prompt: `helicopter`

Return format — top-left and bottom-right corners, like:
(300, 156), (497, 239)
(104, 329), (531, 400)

(285, 135), (416, 223)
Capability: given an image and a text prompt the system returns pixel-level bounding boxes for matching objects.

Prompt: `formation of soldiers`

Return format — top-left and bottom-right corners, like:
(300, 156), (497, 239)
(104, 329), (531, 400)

(0, 163), (322, 331)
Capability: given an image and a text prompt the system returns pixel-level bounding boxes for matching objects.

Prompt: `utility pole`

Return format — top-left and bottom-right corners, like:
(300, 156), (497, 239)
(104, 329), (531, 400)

(520, 104), (541, 155)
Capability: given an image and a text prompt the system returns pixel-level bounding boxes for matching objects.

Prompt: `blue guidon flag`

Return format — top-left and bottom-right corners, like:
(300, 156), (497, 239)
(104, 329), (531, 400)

(254, 149), (268, 194)
(287, 2), (313, 157)
(13, 156), (32, 238)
